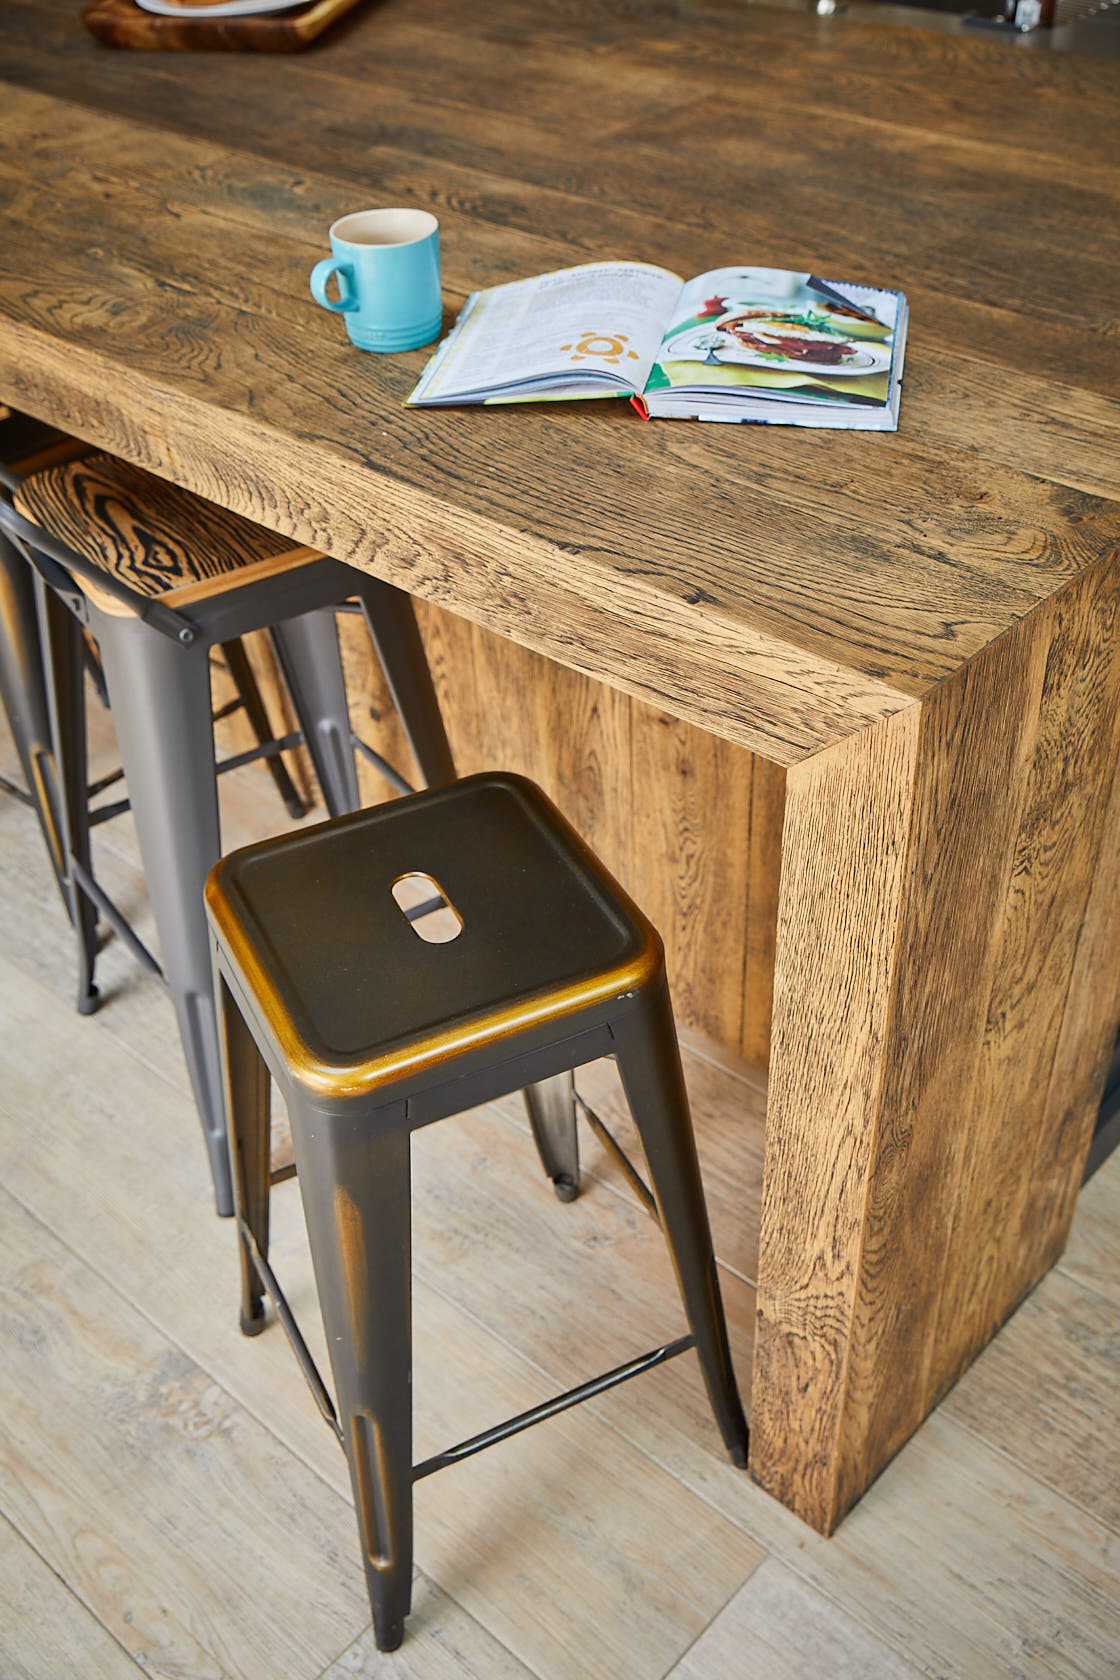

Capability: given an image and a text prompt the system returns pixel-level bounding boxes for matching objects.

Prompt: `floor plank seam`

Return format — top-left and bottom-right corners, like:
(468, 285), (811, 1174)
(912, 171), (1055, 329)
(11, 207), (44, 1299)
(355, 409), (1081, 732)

(1, 1175), (358, 1505)
(931, 1409), (1120, 1547)
(0, 1508), (150, 1679)
(307, 1582), (546, 1680)
(657, 1554), (769, 1680)
(0, 968), (195, 1135)
(678, 1031), (769, 1098)
(757, 1551), (953, 1680)
(1052, 1257), (1117, 1313)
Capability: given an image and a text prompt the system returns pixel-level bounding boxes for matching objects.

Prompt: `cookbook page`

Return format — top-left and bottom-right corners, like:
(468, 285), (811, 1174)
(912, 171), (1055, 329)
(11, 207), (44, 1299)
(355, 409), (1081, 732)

(408, 262), (681, 405)
(642, 266), (902, 408)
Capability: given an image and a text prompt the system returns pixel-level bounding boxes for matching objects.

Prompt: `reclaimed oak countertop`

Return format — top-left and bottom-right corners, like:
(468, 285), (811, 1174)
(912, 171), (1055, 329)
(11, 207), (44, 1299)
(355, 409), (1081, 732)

(1, 0), (1119, 1535)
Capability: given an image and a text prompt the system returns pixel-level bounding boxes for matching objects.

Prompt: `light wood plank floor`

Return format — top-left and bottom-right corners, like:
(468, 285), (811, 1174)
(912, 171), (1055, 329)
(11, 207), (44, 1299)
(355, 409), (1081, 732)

(1, 681), (1118, 1680)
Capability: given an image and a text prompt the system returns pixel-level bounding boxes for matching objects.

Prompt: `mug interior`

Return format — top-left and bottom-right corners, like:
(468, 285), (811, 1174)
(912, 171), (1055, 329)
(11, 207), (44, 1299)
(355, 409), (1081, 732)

(330, 208), (437, 249)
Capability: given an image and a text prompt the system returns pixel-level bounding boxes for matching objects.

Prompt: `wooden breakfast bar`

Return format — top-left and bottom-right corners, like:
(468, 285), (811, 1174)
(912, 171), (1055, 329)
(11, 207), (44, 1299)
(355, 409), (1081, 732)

(1, 0), (1119, 1536)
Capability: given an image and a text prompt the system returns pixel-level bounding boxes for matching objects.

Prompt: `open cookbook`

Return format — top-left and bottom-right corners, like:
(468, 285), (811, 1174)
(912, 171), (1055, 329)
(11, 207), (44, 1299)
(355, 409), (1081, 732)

(407, 262), (908, 429)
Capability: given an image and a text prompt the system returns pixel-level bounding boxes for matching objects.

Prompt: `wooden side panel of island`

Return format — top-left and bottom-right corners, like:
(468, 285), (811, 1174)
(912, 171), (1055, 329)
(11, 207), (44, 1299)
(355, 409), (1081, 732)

(753, 554), (1120, 1532)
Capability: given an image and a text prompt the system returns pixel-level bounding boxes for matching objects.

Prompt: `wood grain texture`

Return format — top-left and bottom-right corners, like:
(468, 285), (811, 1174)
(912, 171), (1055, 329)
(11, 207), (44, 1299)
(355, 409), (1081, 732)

(665, 1555), (924, 1680)
(0, 54), (1118, 758)
(0, 407), (86, 476)
(0, 1513), (145, 1680)
(931, 554), (1120, 1378)
(541, 1030), (768, 1288)
(752, 705), (921, 1531)
(0, 1184), (372, 1679)
(941, 1263), (1120, 1533)
(3, 714), (1120, 1680)
(754, 553), (1120, 1533)
(3, 0), (1120, 1541)
(14, 453), (316, 606)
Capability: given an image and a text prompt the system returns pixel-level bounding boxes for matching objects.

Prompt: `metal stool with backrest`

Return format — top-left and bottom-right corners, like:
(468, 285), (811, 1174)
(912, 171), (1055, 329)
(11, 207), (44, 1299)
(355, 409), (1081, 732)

(3, 451), (455, 1216)
(205, 771), (749, 1653)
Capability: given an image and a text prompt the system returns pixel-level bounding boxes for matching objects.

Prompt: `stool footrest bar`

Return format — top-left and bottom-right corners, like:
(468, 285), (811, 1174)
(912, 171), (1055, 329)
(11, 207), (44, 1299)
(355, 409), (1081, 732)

(574, 1091), (659, 1223)
(87, 766), (126, 799)
(215, 730), (304, 779)
(350, 731), (414, 796)
(69, 856), (164, 979)
(412, 1334), (696, 1482)
(239, 1217), (343, 1444)
(89, 794), (131, 827)
(88, 734), (305, 827)
(0, 772), (35, 807)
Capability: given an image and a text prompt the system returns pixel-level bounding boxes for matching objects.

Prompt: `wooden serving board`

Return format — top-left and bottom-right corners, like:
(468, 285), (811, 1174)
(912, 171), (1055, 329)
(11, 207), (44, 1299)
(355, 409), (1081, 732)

(81, 0), (369, 51)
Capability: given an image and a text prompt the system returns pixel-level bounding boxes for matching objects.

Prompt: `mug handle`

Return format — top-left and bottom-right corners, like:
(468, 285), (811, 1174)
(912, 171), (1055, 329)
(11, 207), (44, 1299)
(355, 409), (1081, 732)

(310, 257), (358, 313)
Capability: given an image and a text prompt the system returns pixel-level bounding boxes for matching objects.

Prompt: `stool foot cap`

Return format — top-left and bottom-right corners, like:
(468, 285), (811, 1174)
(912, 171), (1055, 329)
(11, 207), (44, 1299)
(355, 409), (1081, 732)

(729, 1440), (749, 1469)
(240, 1307), (268, 1338)
(77, 985), (101, 1017)
(374, 1616), (405, 1653)
(553, 1173), (580, 1204)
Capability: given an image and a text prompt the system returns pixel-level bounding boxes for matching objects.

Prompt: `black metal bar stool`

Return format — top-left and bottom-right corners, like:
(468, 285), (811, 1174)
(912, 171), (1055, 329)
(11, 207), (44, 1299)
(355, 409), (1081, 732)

(3, 452), (455, 1217)
(205, 771), (748, 1653)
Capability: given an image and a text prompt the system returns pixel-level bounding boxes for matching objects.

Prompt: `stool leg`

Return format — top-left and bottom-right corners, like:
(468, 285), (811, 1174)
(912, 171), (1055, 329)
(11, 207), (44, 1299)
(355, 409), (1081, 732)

(217, 973), (272, 1335)
(269, 609), (361, 817)
(352, 577), (456, 788)
(613, 980), (749, 1467)
(220, 639), (306, 821)
(0, 533), (71, 913)
(524, 1072), (580, 1201)
(288, 1098), (414, 1651)
(37, 582), (99, 1015)
(91, 608), (233, 1215)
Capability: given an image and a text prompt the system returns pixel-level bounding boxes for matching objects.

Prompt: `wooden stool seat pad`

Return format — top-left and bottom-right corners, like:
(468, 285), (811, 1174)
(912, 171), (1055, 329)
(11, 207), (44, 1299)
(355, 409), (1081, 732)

(207, 774), (659, 1095)
(14, 453), (320, 608)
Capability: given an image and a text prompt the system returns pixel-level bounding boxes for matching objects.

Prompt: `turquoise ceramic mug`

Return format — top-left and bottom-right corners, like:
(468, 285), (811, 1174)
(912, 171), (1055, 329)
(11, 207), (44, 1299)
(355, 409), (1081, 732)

(310, 208), (442, 352)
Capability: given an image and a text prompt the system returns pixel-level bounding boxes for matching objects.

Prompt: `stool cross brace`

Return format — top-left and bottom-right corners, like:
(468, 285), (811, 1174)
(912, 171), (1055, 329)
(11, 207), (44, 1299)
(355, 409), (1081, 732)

(239, 1202), (699, 1479)
(239, 1091), (704, 1484)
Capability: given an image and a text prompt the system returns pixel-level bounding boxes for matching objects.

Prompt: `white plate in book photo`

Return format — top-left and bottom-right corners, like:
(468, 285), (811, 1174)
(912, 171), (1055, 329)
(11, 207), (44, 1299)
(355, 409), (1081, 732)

(661, 322), (892, 378)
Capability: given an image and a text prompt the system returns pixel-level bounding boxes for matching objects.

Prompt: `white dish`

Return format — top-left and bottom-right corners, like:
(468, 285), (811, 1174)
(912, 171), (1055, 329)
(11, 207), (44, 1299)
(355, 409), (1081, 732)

(135, 0), (309, 19)
(661, 321), (891, 379)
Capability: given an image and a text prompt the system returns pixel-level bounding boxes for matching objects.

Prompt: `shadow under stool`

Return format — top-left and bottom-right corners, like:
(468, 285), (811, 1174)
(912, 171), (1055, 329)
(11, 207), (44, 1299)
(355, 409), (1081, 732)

(0, 412), (330, 997)
(4, 451), (455, 1217)
(205, 770), (749, 1653)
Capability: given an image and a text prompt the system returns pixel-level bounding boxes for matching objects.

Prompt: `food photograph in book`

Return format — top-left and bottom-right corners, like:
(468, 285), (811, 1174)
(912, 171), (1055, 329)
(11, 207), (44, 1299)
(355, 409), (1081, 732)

(648, 267), (901, 407)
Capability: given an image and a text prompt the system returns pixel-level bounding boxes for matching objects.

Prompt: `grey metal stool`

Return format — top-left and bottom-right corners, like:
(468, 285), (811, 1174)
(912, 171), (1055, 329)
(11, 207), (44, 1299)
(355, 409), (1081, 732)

(5, 452), (455, 1217)
(0, 413), (312, 1002)
(0, 411), (90, 911)
(205, 771), (748, 1653)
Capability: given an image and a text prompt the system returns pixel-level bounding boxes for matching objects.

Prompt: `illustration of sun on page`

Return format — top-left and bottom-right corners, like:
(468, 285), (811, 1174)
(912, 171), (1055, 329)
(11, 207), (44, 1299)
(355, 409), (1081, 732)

(408, 263), (907, 430)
